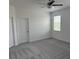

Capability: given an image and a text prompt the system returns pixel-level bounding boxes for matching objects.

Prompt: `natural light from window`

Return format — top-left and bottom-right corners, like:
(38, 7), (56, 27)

(54, 16), (61, 31)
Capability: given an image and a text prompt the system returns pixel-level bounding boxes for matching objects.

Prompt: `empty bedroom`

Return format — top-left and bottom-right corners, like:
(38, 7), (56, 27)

(9, 0), (70, 59)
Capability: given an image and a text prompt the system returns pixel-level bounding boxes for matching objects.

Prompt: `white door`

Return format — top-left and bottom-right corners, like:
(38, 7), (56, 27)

(16, 17), (30, 45)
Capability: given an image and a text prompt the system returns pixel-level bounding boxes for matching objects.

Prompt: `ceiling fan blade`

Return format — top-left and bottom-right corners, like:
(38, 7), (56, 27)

(52, 4), (63, 6)
(48, 0), (55, 6)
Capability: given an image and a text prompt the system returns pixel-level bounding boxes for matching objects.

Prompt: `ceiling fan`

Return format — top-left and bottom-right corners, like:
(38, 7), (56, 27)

(37, 0), (63, 8)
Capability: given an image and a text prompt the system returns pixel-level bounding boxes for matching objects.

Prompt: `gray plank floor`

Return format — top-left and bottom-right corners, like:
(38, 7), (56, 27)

(10, 38), (70, 59)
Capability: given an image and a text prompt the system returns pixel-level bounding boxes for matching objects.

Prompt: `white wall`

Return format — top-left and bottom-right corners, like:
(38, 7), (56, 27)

(15, 7), (51, 44)
(9, 17), (14, 48)
(9, 5), (15, 17)
(50, 7), (70, 42)
(9, 5), (16, 47)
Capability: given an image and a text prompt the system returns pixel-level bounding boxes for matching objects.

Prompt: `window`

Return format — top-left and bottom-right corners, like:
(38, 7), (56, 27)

(53, 16), (61, 31)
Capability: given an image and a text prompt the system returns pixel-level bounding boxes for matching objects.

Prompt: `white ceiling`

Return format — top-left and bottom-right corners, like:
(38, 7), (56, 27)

(9, 0), (70, 12)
